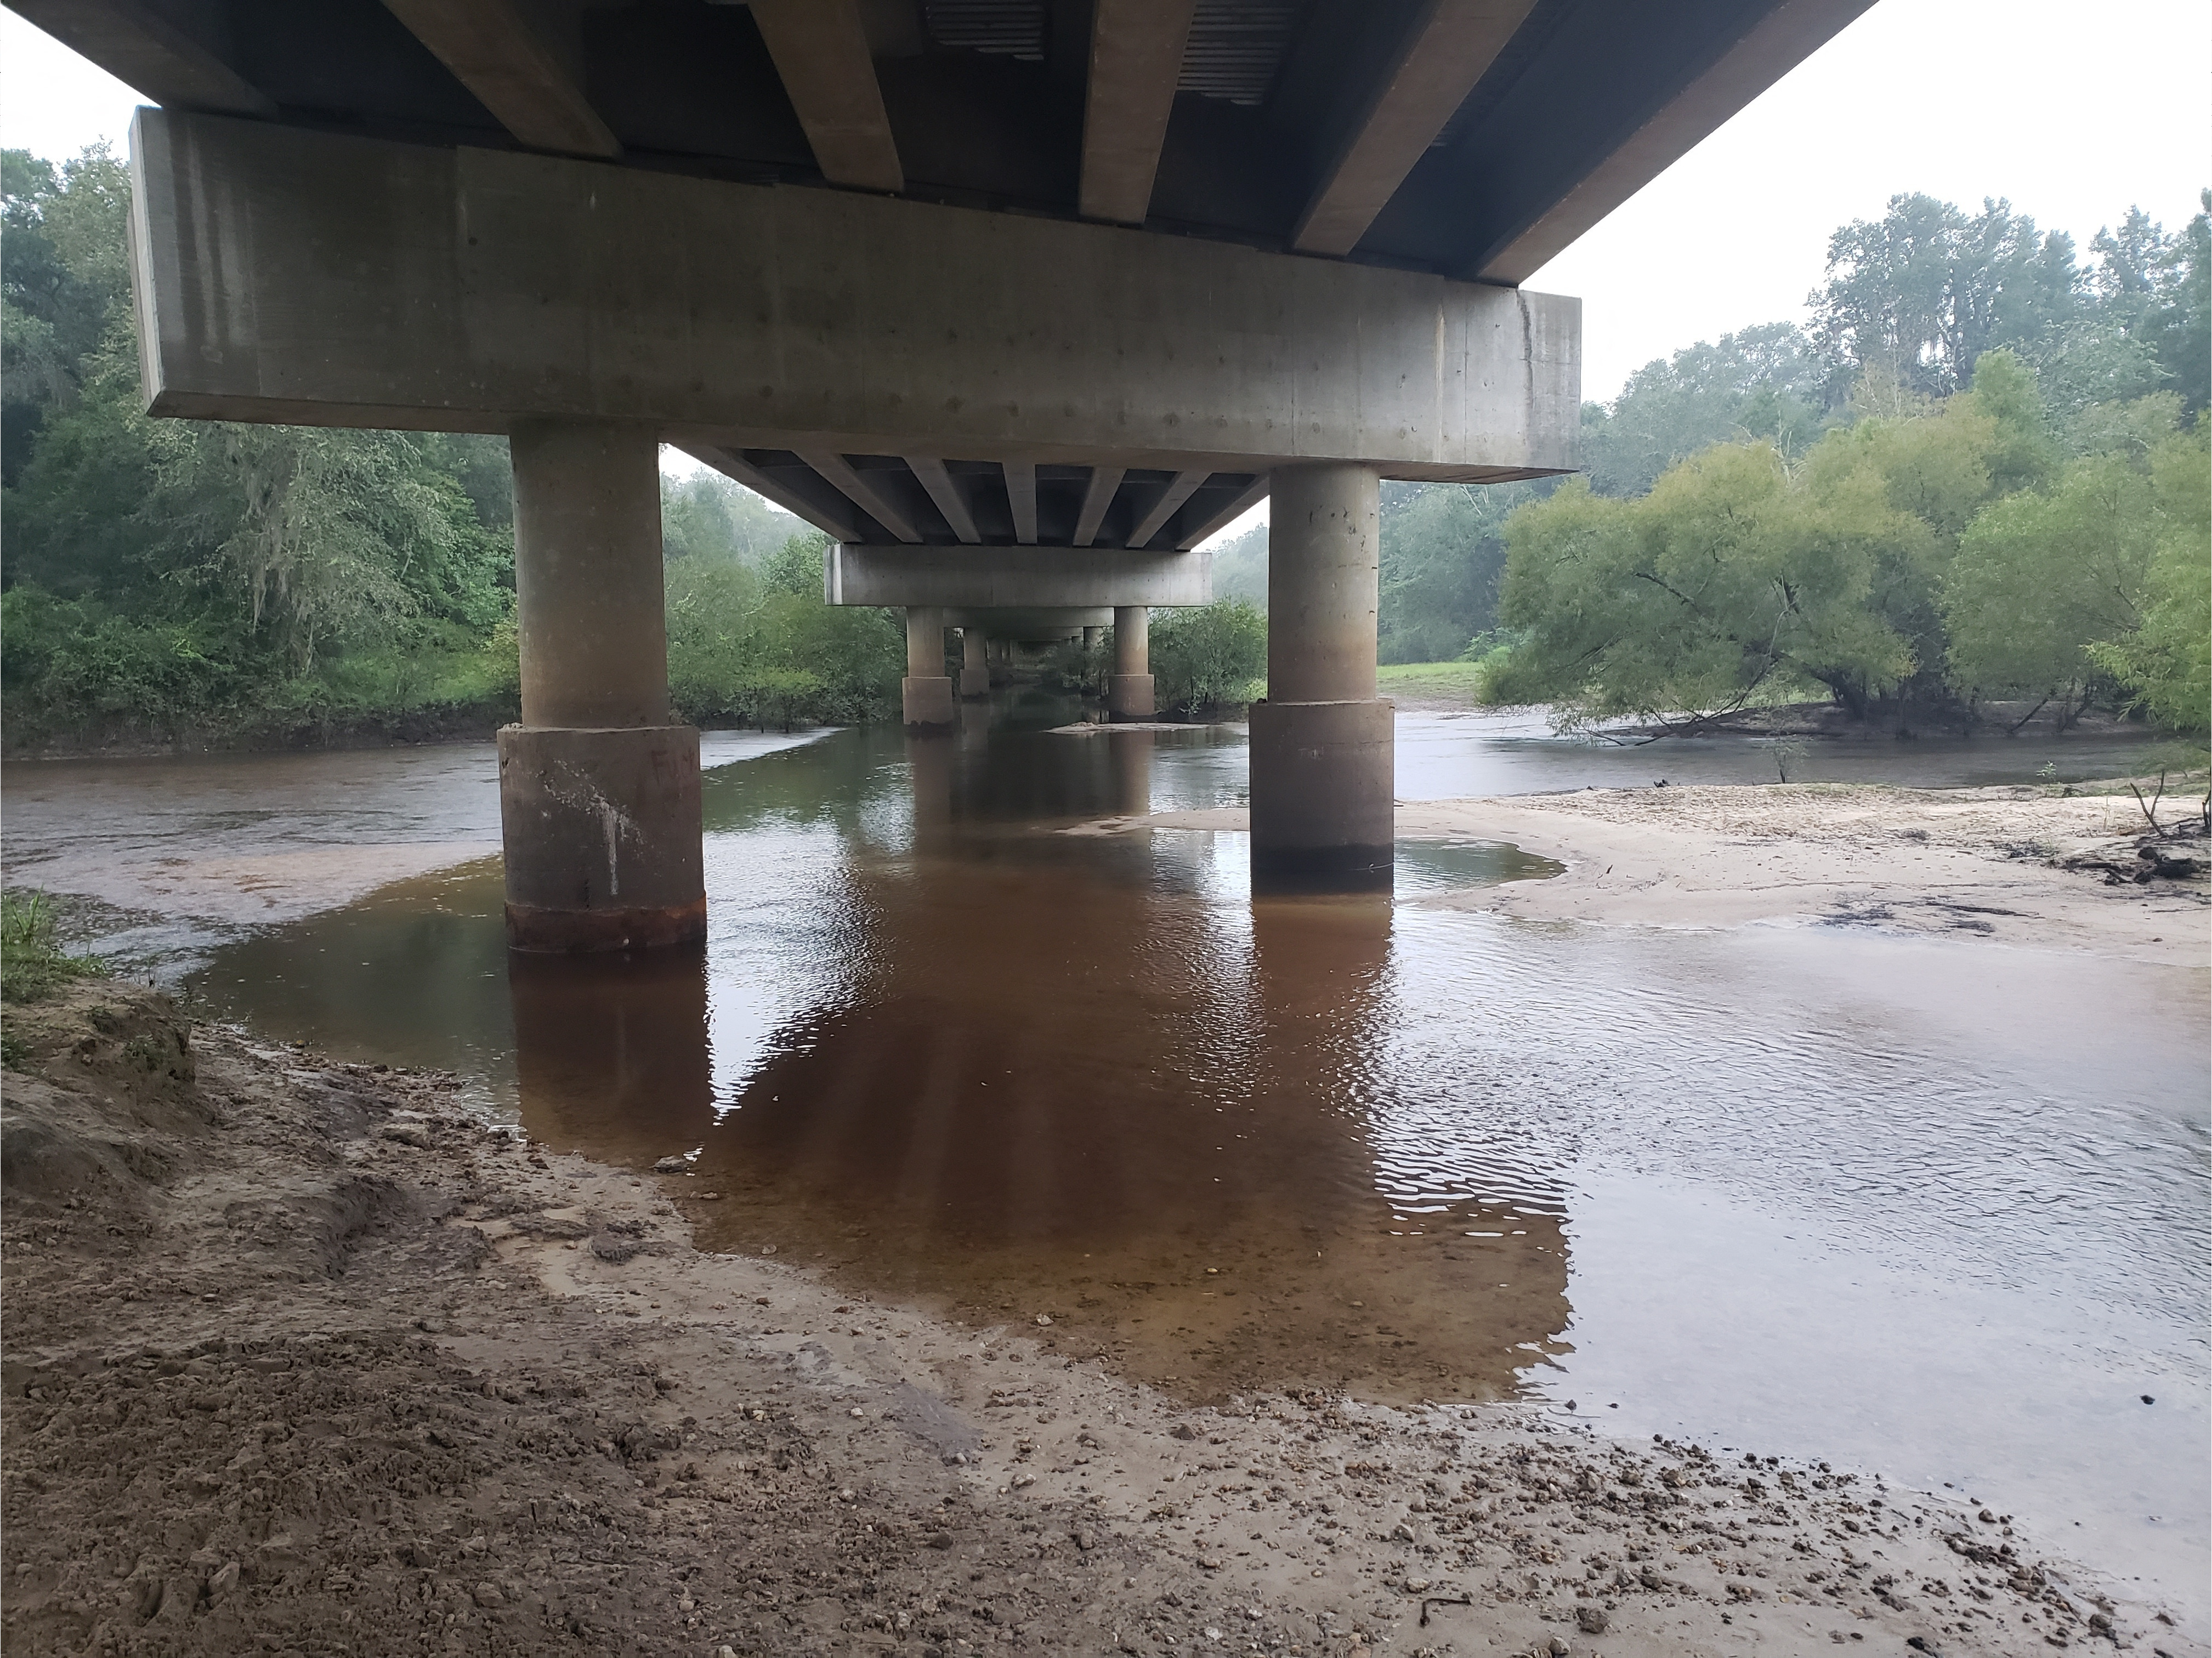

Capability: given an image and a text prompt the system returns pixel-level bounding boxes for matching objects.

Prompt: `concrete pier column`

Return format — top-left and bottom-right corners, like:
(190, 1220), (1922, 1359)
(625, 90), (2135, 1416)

(498, 417), (705, 952)
(904, 606), (955, 728)
(1084, 624), (1103, 651)
(1250, 462), (1393, 888)
(1108, 605), (1155, 720)
(957, 628), (991, 699)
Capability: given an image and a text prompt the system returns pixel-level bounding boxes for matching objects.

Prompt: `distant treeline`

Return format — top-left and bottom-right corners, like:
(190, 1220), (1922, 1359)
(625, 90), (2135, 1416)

(0, 145), (903, 749)
(4, 148), (2204, 745)
(1222, 189), (2210, 712)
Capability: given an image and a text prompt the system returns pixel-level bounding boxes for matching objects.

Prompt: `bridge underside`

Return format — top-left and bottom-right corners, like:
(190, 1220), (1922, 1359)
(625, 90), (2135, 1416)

(51, 0), (1876, 945)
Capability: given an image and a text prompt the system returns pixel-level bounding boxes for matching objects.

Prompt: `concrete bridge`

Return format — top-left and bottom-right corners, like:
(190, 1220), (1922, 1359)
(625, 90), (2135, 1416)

(15, 0), (1871, 945)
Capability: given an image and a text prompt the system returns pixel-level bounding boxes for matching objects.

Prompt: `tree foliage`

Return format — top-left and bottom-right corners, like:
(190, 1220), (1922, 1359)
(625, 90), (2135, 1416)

(1489, 348), (2208, 736)
(1578, 323), (1829, 498)
(1152, 600), (1266, 715)
(664, 531), (903, 729)
(0, 142), (891, 745)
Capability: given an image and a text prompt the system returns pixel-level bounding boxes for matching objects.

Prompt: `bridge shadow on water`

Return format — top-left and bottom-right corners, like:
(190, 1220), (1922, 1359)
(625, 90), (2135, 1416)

(191, 709), (1570, 1405)
(507, 714), (1570, 1405)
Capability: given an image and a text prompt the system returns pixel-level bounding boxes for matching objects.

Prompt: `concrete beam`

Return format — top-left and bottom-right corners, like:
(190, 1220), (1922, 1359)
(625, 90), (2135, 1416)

(748, 0), (904, 193)
(1079, 0), (1200, 225)
(1466, 0), (1876, 283)
(127, 108), (1579, 479)
(380, 0), (619, 158)
(1126, 470), (1207, 550)
(8, 0), (272, 117)
(906, 457), (981, 544)
(1292, 0), (1539, 258)
(1176, 473), (1269, 549)
(826, 545), (1210, 609)
(943, 606), (1114, 634)
(674, 443), (861, 542)
(1003, 462), (1039, 543)
(1074, 465), (1125, 547)
(798, 449), (923, 543)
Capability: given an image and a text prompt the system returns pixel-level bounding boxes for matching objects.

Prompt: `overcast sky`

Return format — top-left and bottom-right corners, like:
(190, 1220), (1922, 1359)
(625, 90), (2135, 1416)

(6, 0), (2203, 542)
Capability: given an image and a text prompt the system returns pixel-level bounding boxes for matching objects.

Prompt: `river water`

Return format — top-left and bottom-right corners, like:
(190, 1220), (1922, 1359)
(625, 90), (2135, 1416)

(5, 703), (2205, 1620)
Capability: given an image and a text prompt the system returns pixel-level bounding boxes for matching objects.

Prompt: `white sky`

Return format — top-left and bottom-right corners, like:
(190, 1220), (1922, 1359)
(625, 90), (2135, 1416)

(8, 0), (2204, 548)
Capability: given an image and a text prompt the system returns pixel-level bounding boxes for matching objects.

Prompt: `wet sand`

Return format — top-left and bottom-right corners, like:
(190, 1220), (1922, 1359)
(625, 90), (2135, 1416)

(5, 980), (2194, 1657)
(1133, 783), (2210, 966)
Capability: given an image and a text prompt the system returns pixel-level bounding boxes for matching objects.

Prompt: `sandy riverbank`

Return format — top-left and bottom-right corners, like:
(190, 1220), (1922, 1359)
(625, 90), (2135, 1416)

(3, 980), (2198, 1657)
(1126, 782), (2210, 967)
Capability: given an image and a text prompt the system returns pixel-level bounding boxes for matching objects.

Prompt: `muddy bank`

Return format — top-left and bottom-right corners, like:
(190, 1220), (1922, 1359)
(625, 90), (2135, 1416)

(2, 983), (2194, 1657)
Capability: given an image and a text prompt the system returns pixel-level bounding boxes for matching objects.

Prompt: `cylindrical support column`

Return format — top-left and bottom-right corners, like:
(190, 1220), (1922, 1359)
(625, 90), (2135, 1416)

(1249, 463), (1393, 889)
(1108, 605), (1154, 720)
(1084, 625), (1103, 651)
(903, 606), (955, 728)
(498, 418), (705, 952)
(957, 627), (991, 698)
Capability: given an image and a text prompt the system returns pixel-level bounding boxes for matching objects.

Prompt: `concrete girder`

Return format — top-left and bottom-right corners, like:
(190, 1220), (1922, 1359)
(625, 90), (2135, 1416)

(748, 0), (905, 194)
(1291, 0), (1540, 258)
(799, 449), (924, 543)
(6, 0), (273, 117)
(1126, 470), (1209, 550)
(1438, 0), (1881, 283)
(1177, 474), (1271, 550)
(941, 607), (1113, 637)
(1079, 0), (1200, 225)
(379, 0), (619, 159)
(1002, 462), (1040, 544)
(30, 0), (1868, 286)
(671, 443), (864, 543)
(1074, 467), (1125, 547)
(824, 546), (1210, 610)
(906, 457), (983, 544)
(125, 109), (1580, 481)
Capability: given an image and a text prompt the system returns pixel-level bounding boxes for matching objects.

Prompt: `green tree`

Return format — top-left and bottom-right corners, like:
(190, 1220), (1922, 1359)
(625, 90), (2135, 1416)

(2086, 429), (2211, 735)
(1376, 480), (1555, 663)
(1152, 600), (1265, 715)
(2, 144), (132, 481)
(1579, 323), (1830, 497)
(661, 468), (804, 564)
(1812, 195), (2085, 401)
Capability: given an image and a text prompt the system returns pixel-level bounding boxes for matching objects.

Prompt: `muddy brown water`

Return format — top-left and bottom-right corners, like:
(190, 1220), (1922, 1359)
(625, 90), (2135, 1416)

(4, 701), (2205, 1617)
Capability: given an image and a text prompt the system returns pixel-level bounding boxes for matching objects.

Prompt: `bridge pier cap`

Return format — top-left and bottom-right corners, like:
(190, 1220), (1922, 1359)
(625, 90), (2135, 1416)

(124, 110), (1579, 486)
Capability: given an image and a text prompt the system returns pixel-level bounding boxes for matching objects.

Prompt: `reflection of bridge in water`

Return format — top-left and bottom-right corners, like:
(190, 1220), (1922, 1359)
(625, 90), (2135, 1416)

(509, 724), (1572, 1403)
(27, 0), (1873, 944)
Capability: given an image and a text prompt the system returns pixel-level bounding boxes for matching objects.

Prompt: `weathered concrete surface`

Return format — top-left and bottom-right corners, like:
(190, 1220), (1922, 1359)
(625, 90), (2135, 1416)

(501, 416), (705, 951)
(127, 108), (1579, 479)
(1267, 463), (1379, 704)
(497, 724), (706, 951)
(957, 629), (990, 699)
(512, 418), (668, 729)
(903, 607), (955, 729)
(827, 546), (1211, 609)
(901, 677), (956, 729)
(1247, 699), (1396, 887)
(1109, 605), (1154, 720)
(1251, 463), (1391, 884)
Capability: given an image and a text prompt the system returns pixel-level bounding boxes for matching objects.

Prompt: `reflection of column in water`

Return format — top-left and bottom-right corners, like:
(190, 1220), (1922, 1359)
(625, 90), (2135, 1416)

(1244, 892), (1573, 1401)
(1108, 727), (1154, 817)
(508, 944), (714, 1165)
(905, 731), (955, 854)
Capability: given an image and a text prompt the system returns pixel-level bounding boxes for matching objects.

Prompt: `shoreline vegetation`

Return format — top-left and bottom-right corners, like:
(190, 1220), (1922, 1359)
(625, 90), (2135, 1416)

(10, 151), (2207, 762)
(2, 975), (2199, 1656)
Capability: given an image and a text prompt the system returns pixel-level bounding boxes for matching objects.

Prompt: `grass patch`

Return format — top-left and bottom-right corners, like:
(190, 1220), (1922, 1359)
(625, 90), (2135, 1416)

(1377, 660), (1490, 706)
(1, 890), (109, 1007)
